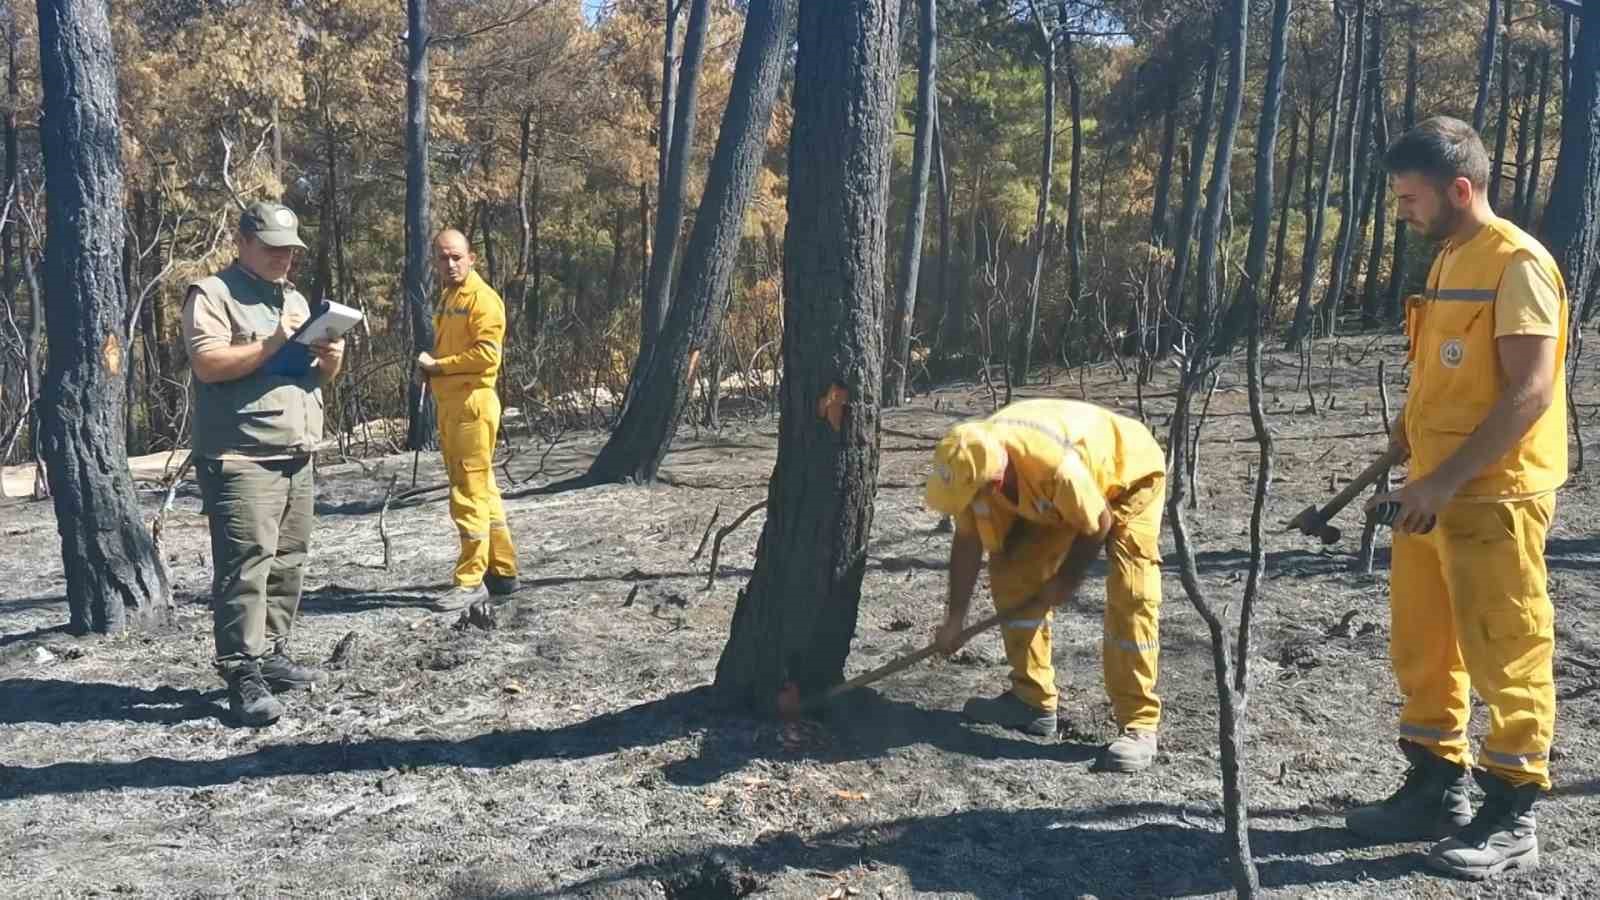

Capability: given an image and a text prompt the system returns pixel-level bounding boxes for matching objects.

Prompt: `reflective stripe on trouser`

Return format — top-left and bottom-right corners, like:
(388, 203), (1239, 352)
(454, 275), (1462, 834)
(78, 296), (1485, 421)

(197, 455), (314, 664)
(438, 387), (519, 587)
(1390, 495), (1556, 789)
(1103, 474), (1165, 731)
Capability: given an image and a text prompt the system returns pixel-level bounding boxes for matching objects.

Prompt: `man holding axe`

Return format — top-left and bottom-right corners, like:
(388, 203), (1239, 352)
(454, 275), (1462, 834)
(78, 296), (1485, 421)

(924, 399), (1167, 773)
(1344, 117), (1567, 882)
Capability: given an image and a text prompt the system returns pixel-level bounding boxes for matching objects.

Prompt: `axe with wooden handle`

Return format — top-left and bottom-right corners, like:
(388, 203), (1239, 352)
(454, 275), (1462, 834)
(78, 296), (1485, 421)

(1285, 444), (1406, 545)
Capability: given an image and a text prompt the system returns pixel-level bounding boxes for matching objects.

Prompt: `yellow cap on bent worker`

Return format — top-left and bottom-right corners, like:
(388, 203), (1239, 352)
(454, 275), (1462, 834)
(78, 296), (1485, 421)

(925, 422), (1006, 515)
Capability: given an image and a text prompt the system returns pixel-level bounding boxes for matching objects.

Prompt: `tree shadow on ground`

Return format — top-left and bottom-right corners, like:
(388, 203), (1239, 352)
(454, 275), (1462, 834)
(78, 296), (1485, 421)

(450, 804), (1423, 899)
(0, 684), (1102, 802)
(0, 679), (222, 726)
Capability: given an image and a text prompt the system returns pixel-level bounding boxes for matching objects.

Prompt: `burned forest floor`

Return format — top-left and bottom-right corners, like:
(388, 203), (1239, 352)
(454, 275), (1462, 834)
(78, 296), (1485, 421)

(4, 337), (1600, 899)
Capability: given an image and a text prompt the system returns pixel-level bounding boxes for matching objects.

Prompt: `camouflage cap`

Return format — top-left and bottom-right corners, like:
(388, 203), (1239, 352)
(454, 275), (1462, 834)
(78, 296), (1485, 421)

(240, 201), (307, 249)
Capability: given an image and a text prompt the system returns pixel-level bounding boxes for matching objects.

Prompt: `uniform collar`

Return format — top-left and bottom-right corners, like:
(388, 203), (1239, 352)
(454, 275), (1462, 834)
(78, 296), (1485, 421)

(229, 259), (293, 291)
(445, 270), (482, 297)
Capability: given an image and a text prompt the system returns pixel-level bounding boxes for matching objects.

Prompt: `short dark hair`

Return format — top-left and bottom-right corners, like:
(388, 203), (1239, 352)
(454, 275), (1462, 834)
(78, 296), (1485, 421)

(1384, 116), (1491, 189)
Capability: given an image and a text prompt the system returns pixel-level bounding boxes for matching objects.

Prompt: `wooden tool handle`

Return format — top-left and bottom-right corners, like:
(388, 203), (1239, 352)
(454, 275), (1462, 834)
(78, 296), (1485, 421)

(809, 611), (1006, 708)
(1318, 444), (1405, 520)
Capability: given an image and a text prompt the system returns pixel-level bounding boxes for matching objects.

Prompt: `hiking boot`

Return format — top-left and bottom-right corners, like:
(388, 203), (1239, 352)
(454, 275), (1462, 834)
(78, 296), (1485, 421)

(433, 583), (489, 612)
(1098, 727), (1159, 773)
(961, 691), (1058, 737)
(1345, 739), (1473, 842)
(1427, 768), (1540, 880)
(484, 572), (521, 597)
(226, 661), (284, 727)
(260, 646), (322, 693)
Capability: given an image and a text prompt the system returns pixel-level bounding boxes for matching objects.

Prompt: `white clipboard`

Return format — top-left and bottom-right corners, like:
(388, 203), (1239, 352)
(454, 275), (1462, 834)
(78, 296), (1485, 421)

(291, 300), (364, 345)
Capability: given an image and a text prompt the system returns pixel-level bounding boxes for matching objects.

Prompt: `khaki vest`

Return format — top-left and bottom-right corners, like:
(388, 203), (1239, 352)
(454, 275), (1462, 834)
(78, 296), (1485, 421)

(1404, 217), (1568, 497)
(188, 263), (325, 458)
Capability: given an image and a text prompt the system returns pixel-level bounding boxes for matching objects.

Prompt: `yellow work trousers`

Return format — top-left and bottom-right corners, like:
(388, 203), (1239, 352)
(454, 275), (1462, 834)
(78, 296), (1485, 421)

(1390, 495), (1556, 789)
(988, 475), (1165, 727)
(437, 387), (518, 587)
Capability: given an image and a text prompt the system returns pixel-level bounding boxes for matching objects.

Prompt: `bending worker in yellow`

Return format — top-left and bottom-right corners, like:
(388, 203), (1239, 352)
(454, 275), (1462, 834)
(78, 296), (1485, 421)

(1344, 118), (1567, 881)
(417, 229), (521, 610)
(925, 398), (1167, 772)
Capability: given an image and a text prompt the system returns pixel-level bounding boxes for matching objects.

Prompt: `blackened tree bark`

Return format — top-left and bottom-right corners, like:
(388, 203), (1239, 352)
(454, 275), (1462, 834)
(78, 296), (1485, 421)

(1362, 102), (1391, 324)
(1543, 0), (1600, 321)
(1266, 109), (1301, 319)
(1288, 7), (1350, 348)
(638, 0), (710, 363)
(714, 0), (899, 708)
(657, 0), (682, 222)
(404, 0), (437, 451)
(1387, 9), (1419, 320)
(1162, 18), (1222, 353)
(1016, 0), (1057, 384)
(1151, 68), (1181, 250)
(1514, 55), (1535, 220)
(1318, 0), (1370, 333)
(1063, 26), (1085, 337)
(3, 17), (16, 296)
(584, 0), (796, 485)
(1524, 48), (1552, 225)
(885, 0), (936, 407)
(36, 0), (172, 634)
(933, 110), (955, 356)
(1490, 0), (1514, 211)
(1474, 0), (1502, 132)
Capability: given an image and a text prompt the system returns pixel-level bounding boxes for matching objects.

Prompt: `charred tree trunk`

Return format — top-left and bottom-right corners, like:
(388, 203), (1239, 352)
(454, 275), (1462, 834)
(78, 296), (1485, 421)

(403, 0), (437, 451)
(1543, 0), (1600, 320)
(1318, 0), (1371, 333)
(36, 0), (172, 633)
(657, 0), (682, 216)
(885, 0), (936, 407)
(584, 0), (796, 485)
(1490, 0), (1514, 212)
(1063, 26), (1085, 337)
(3, 18), (17, 296)
(933, 110), (955, 356)
(1474, 0), (1501, 132)
(1513, 54), (1534, 221)
(1017, 4), (1056, 384)
(1388, 10), (1420, 320)
(1151, 71), (1181, 250)
(639, 0), (711, 362)
(1524, 48), (1552, 225)
(715, 0), (897, 708)
(1266, 110), (1301, 322)
(1288, 8), (1350, 348)
(1163, 20), (1223, 353)
(1363, 104), (1391, 325)
(606, 205), (627, 312)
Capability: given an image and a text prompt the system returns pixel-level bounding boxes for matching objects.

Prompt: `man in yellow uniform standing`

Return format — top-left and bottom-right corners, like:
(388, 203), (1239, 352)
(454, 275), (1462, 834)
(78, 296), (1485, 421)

(925, 398), (1167, 772)
(417, 229), (520, 611)
(1344, 117), (1567, 881)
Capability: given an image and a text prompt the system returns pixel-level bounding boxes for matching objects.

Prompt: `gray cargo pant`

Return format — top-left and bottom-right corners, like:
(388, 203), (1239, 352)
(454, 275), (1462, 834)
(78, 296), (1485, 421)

(196, 456), (313, 667)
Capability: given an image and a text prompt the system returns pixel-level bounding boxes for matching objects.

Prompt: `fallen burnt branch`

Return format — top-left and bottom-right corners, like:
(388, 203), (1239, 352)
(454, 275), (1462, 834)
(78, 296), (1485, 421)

(689, 504), (723, 563)
(379, 474), (400, 570)
(706, 499), (767, 589)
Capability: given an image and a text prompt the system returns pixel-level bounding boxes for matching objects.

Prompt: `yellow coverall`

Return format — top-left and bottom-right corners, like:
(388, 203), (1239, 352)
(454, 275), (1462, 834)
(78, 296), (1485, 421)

(1392, 216), (1567, 790)
(931, 399), (1167, 729)
(430, 270), (518, 588)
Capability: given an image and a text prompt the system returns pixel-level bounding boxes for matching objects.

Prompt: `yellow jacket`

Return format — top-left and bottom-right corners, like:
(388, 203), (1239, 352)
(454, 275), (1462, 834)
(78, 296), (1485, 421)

(1404, 217), (1568, 498)
(949, 399), (1166, 555)
(430, 270), (506, 396)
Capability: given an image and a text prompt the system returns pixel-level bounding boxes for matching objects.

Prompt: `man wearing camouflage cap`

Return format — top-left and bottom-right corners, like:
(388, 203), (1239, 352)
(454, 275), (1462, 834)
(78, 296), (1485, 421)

(925, 398), (1168, 772)
(182, 201), (345, 726)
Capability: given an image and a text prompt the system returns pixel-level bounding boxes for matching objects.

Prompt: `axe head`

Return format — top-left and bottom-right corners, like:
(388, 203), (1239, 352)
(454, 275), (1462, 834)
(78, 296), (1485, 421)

(1287, 505), (1342, 545)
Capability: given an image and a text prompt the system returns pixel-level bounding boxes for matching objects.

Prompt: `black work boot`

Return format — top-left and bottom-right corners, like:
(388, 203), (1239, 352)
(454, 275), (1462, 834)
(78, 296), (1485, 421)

(1427, 768), (1540, 880)
(1345, 740), (1473, 842)
(260, 643), (322, 693)
(484, 572), (521, 597)
(226, 660), (284, 727)
(961, 690), (1058, 738)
